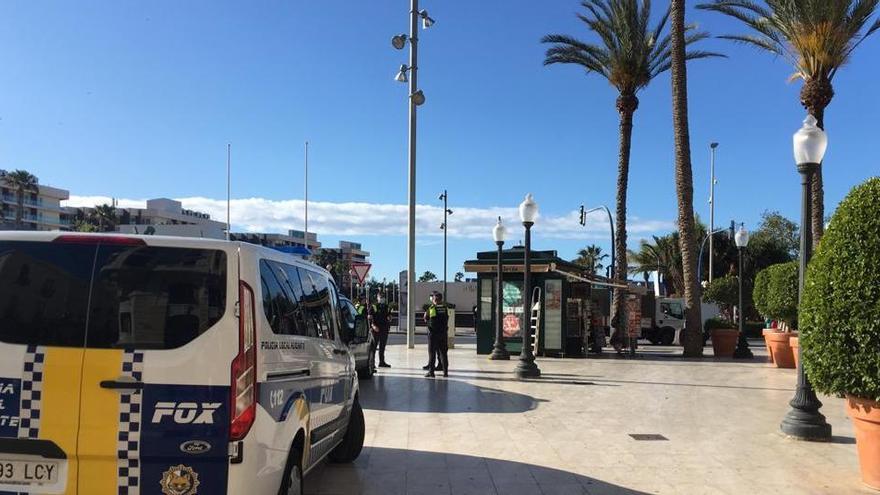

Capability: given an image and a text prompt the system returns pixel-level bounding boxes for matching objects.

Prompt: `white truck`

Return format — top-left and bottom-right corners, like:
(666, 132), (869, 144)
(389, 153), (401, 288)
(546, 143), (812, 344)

(639, 295), (721, 346)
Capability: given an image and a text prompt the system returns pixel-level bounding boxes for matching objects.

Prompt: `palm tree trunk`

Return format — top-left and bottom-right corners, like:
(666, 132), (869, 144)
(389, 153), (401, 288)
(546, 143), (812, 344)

(15, 189), (24, 228)
(670, 0), (703, 357)
(611, 93), (637, 346)
(800, 78), (832, 250)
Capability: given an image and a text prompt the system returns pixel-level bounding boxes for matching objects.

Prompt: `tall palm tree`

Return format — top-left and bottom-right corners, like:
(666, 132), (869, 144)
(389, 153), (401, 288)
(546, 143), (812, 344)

(697, 0), (880, 247)
(542, 0), (720, 337)
(573, 244), (609, 275)
(94, 204), (118, 232)
(669, 0), (705, 356)
(5, 170), (39, 229)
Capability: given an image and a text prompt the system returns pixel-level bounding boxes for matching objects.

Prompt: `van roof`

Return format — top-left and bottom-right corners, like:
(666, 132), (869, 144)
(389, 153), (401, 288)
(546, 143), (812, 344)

(0, 231), (331, 276)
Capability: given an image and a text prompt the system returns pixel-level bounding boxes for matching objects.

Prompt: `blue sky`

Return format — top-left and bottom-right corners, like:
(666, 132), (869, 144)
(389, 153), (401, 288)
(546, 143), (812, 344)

(1, 1), (878, 282)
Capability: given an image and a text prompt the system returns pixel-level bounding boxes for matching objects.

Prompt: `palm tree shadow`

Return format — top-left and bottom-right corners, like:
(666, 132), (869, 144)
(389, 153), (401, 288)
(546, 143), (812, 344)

(306, 447), (651, 494)
(360, 374), (543, 414)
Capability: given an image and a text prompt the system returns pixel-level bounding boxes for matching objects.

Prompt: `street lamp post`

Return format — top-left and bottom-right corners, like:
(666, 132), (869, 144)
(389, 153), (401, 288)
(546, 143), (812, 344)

(780, 115), (832, 441)
(733, 224), (753, 359)
(392, 2), (434, 349)
(439, 190), (452, 301)
(709, 142), (719, 283)
(490, 217), (510, 360)
(514, 194), (541, 379)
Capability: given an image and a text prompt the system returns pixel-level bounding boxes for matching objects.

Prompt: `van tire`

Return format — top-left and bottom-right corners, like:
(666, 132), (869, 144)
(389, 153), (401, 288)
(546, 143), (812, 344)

(279, 445), (304, 495)
(660, 327), (676, 346)
(328, 398), (365, 463)
(358, 352), (374, 380)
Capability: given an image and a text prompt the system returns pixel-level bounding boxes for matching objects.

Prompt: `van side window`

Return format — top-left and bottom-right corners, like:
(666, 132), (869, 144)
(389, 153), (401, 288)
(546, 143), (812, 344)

(259, 260), (308, 337)
(298, 268), (335, 341)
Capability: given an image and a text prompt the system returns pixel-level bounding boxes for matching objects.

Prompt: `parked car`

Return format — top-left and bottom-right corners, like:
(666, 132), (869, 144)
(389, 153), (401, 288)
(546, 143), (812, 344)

(337, 296), (375, 379)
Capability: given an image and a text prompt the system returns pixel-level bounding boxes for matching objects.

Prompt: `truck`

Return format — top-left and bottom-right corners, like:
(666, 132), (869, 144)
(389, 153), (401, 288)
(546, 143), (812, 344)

(639, 294), (721, 346)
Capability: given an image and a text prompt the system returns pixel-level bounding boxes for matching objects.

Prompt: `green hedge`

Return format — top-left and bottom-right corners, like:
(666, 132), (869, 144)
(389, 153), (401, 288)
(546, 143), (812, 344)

(704, 317), (734, 332)
(763, 261), (799, 327)
(802, 178), (880, 402)
(753, 268), (771, 318)
(702, 276), (739, 321)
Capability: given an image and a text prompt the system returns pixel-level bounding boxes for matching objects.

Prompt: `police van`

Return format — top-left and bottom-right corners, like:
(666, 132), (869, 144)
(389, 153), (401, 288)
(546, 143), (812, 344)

(0, 232), (365, 494)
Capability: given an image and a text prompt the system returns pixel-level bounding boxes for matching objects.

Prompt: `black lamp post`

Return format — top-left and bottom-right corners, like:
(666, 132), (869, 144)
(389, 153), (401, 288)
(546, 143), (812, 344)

(780, 115), (832, 441)
(733, 224), (753, 359)
(514, 194), (541, 379)
(439, 190), (452, 301)
(490, 216), (510, 360)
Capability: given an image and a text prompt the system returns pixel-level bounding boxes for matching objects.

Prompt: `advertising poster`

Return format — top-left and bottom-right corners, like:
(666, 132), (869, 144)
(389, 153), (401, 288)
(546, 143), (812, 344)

(544, 279), (562, 350)
(502, 281), (523, 338)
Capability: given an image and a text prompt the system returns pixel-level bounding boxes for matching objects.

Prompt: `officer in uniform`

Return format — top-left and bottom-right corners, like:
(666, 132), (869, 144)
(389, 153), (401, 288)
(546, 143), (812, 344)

(371, 294), (392, 368)
(424, 292), (449, 378)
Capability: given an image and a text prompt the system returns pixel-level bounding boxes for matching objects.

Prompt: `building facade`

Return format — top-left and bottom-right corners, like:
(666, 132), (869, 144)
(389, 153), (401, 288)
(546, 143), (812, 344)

(0, 182), (70, 231)
(230, 229), (321, 251)
(69, 198), (227, 238)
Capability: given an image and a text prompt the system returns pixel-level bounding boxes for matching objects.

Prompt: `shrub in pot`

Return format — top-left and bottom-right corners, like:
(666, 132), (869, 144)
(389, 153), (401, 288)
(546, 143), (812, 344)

(753, 267), (776, 359)
(801, 177), (880, 490)
(764, 262), (799, 368)
(703, 277), (740, 357)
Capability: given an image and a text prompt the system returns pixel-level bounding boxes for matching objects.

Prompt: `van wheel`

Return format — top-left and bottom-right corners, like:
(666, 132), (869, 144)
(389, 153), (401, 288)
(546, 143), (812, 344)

(660, 327), (676, 346)
(328, 398), (365, 463)
(358, 352), (374, 380)
(279, 445), (303, 495)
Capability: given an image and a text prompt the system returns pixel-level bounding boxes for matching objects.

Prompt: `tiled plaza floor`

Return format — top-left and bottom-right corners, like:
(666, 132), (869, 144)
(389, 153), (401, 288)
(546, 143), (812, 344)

(305, 335), (869, 495)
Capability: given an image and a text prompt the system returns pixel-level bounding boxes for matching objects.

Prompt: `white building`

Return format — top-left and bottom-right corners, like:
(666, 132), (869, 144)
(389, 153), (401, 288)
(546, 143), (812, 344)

(0, 181), (70, 231)
(69, 198), (227, 238)
(230, 229), (322, 251)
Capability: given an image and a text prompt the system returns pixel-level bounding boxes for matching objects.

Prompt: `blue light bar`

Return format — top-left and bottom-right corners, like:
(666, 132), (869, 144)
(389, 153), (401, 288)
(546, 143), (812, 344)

(272, 246), (312, 257)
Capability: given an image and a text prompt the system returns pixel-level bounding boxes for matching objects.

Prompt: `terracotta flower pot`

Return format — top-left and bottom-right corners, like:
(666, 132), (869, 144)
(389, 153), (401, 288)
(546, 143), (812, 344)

(846, 396), (880, 490)
(762, 328), (778, 362)
(789, 336), (800, 369)
(711, 328), (738, 358)
(766, 332), (796, 369)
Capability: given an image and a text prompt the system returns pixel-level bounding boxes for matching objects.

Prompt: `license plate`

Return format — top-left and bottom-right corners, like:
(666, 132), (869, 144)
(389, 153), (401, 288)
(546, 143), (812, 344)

(0, 459), (59, 486)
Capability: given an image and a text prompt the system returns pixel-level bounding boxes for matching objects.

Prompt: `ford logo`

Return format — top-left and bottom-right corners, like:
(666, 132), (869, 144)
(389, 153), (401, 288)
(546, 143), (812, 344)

(179, 440), (211, 455)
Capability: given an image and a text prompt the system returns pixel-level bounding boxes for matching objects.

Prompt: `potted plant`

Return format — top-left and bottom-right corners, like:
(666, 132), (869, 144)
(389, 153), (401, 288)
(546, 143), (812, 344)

(801, 178), (880, 490)
(753, 267), (776, 360)
(763, 262), (799, 369)
(702, 276), (739, 358)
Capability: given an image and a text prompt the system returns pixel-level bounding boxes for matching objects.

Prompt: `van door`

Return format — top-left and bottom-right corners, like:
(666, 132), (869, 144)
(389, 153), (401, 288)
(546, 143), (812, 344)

(297, 269), (350, 449)
(75, 241), (235, 494)
(0, 239), (95, 495)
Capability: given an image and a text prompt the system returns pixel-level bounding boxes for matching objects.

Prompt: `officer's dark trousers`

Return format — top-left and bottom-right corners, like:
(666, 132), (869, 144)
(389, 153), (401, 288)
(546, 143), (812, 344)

(428, 331), (448, 374)
(374, 329), (389, 364)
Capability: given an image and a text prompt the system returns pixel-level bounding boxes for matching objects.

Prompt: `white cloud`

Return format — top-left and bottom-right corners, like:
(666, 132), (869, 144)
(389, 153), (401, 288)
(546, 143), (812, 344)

(64, 195), (674, 240)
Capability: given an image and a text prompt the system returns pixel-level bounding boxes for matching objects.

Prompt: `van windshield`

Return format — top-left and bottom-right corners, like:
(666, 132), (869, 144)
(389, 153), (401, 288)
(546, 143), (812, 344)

(0, 240), (227, 349)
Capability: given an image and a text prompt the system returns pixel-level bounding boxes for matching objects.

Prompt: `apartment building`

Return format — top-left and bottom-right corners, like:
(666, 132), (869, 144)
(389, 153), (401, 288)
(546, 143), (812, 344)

(69, 198), (227, 238)
(0, 182), (70, 231)
(230, 229), (322, 251)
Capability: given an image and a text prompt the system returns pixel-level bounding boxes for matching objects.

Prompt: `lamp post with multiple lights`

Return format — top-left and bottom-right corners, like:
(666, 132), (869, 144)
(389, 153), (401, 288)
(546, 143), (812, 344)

(733, 224), (754, 359)
(392, 2), (434, 349)
(779, 115), (832, 441)
(439, 190), (452, 301)
(490, 217), (510, 360)
(514, 194), (541, 379)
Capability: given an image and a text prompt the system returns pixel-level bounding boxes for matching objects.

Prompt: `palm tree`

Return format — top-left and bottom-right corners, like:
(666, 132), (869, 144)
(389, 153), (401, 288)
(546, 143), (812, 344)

(669, 0), (705, 356)
(697, 0), (880, 247)
(94, 204), (118, 232)
(542, 0), (720, 337)
(573, 244), (609, 275)
(5, 170), (39, 229)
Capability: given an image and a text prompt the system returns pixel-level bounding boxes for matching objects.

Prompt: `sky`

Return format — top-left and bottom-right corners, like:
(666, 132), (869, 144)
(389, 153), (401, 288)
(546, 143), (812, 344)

(1, 1), (878, 282)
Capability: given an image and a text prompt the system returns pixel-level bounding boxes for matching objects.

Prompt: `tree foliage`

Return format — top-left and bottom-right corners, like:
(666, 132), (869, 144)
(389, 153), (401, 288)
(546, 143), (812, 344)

(762, 261), (799, 327)
(573, 244), (608, 275)
(802, 178), (880, 402)
(702, 275), (739, 322)
(418, 271), (437, 282)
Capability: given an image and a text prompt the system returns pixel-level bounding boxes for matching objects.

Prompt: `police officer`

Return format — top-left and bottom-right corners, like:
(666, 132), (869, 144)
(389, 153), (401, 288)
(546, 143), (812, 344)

(424, 292), (449, 378)
(371, 294), (392, 368)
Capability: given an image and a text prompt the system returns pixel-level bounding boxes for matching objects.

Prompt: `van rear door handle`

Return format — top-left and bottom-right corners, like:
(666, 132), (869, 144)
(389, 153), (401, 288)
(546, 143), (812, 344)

(100, 376), (144, 390)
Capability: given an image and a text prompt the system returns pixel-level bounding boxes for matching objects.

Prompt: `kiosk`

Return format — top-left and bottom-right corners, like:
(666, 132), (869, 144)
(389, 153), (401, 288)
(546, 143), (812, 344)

(464, 247), (611, 357)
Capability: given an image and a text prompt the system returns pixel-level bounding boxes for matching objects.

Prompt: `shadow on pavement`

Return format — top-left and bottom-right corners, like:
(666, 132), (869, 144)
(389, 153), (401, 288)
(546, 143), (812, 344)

(305, 447), (650, 495)
(360, 374), (543, 414)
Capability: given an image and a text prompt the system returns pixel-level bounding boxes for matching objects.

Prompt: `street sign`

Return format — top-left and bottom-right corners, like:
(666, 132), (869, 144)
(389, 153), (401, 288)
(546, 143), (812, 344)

(350, 262), (372, 284)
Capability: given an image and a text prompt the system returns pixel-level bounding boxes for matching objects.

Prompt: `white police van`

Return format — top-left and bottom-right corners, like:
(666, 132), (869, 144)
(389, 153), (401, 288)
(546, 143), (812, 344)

(0, 232), (364, 495)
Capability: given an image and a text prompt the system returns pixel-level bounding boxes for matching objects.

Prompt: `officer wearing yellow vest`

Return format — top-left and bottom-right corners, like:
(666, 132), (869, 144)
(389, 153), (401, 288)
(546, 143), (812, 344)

(424, 292), (449, 378)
